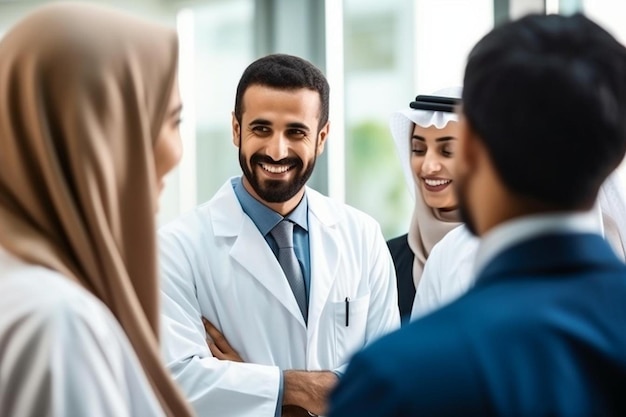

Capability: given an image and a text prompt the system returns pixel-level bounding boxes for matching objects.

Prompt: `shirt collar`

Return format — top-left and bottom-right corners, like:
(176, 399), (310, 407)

(474, 210), (602, 276)
(232, 177), (309, 236)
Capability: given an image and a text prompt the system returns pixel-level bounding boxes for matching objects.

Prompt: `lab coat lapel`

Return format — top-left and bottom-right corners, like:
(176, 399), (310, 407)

(306, 188), (341, 330)
(231, 219), (306, 326)
(211, 180), (306, 327)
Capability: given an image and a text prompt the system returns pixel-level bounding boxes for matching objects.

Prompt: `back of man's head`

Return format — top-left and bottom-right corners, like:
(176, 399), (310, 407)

(463, 13), (626, 210)
(234, 53), (330, 130)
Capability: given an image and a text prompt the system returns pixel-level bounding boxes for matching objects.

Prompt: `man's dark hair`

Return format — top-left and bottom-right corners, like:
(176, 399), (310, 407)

(234, 53), (330, 130)
(463, 13), (626, 209)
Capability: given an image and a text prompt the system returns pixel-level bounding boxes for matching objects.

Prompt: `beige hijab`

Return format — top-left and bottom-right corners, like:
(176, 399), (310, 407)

(0, 3), (193, 416)
(389, 87), (463, 289)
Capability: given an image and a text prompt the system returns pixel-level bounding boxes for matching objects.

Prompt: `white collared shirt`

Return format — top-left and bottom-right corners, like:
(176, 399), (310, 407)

(474, 211), (603, 277)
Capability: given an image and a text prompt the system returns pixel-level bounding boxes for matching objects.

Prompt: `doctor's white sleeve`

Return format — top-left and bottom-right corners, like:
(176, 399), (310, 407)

(158, 227), (281, 417)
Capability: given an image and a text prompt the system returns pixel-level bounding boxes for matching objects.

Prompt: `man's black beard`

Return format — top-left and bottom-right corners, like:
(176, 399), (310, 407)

(239, 142), (317, 203)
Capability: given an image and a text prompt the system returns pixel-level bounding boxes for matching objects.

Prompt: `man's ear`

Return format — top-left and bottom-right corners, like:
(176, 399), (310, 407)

(232, 111), (241, 147)
(316, 121), (330, 155)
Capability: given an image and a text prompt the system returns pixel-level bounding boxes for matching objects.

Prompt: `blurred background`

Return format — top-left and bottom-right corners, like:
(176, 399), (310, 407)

(1, 0), (625, 238)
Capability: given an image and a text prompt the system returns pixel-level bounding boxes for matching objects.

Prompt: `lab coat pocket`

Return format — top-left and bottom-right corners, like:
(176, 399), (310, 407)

(333, 294), (370, 364)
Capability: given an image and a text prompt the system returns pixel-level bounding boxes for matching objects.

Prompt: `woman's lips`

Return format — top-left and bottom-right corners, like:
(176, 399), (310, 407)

(422, 177), (452, 192)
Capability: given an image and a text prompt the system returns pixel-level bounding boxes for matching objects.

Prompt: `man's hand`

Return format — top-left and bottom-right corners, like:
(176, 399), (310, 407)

(202, 317), (244, 362)
(283, 370), (339, 416)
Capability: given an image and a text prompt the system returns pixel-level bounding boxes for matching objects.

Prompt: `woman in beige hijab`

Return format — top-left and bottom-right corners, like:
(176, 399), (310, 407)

(0, 3), (194, 417)
(386, 87), (466, 324)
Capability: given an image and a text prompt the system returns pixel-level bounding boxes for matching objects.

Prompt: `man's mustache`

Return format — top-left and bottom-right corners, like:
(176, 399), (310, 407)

(250, 154), (303, 167)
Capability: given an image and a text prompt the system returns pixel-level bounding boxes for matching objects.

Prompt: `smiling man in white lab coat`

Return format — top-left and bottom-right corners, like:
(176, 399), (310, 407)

(158, 53), (400, 417)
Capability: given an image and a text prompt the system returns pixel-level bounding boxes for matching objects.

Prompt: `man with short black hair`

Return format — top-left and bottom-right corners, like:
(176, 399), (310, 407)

(329, 13), (626, 416)
(159, 53), (399, 417)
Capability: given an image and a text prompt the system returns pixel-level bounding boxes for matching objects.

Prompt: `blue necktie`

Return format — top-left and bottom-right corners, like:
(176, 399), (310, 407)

(271, 220), (308, 323)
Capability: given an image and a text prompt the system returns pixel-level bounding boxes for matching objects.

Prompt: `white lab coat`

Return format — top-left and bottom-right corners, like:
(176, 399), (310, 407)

(159, 179), (400, 416)
(0, 248), (164, 417)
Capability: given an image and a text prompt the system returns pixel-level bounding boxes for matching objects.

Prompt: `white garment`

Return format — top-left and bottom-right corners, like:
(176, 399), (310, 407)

(159, 179), (400, 417)
(0, 249), (164, 417)
(597, 171), (626, 261)
(411, 208), (610, 321)
(410, 225), (478, 320)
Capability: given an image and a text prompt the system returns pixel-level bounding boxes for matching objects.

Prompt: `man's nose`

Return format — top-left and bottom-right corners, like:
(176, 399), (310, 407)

(265, 132), (289, 161)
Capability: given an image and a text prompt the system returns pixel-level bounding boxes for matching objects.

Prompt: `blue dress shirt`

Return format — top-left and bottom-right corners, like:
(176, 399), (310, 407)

(232, 177), (311, 299)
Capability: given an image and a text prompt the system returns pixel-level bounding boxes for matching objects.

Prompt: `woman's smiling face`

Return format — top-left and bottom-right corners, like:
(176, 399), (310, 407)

(410, 121), (459, 210)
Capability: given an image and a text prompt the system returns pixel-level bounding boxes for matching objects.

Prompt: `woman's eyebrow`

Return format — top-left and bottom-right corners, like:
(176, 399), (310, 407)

(412, 135), (456, 142)
(436, 136), (455, 142)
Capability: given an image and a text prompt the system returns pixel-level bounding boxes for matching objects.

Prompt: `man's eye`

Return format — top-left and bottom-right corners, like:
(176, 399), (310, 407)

(289, 129), (306, 138)
(252, 126), (270, 133)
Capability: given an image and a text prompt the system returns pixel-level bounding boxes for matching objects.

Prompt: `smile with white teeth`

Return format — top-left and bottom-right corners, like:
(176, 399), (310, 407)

(423, 178), (451, 187)
(261, 163), (292, 174)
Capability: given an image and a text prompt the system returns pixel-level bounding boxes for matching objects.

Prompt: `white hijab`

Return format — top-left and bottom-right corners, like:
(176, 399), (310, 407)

(389, 87), (463, 289)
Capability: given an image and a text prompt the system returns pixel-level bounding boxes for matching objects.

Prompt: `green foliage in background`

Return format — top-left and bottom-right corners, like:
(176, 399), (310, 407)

(346, 120), (411, 239)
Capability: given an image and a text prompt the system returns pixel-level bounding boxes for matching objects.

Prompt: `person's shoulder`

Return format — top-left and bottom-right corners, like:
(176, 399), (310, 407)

(159, 205), (207, 237)
(0, 256), (118, 343)
(158, 181), (233, 238)
(387, 233), (409, 249)
(352, 305), (474, 380)
(306, 187), (380, 230)
(431, 225), (479, 255)
(444, 224), (477, 245)
(163, 177), (244, 227)
(1, 255), (94, 308)
(386, 234), (411, 260)
(337, 301), (489, 415)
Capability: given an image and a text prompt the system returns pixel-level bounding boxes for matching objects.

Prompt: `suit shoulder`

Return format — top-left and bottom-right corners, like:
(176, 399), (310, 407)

(343, 313), (479, 399)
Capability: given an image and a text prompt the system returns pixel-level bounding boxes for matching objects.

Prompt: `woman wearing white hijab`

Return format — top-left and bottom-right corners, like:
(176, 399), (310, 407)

(387, 87), (470, 324)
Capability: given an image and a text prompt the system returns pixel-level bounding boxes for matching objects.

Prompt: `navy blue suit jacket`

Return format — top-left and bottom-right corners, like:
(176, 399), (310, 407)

(329, 233), (626, 416)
